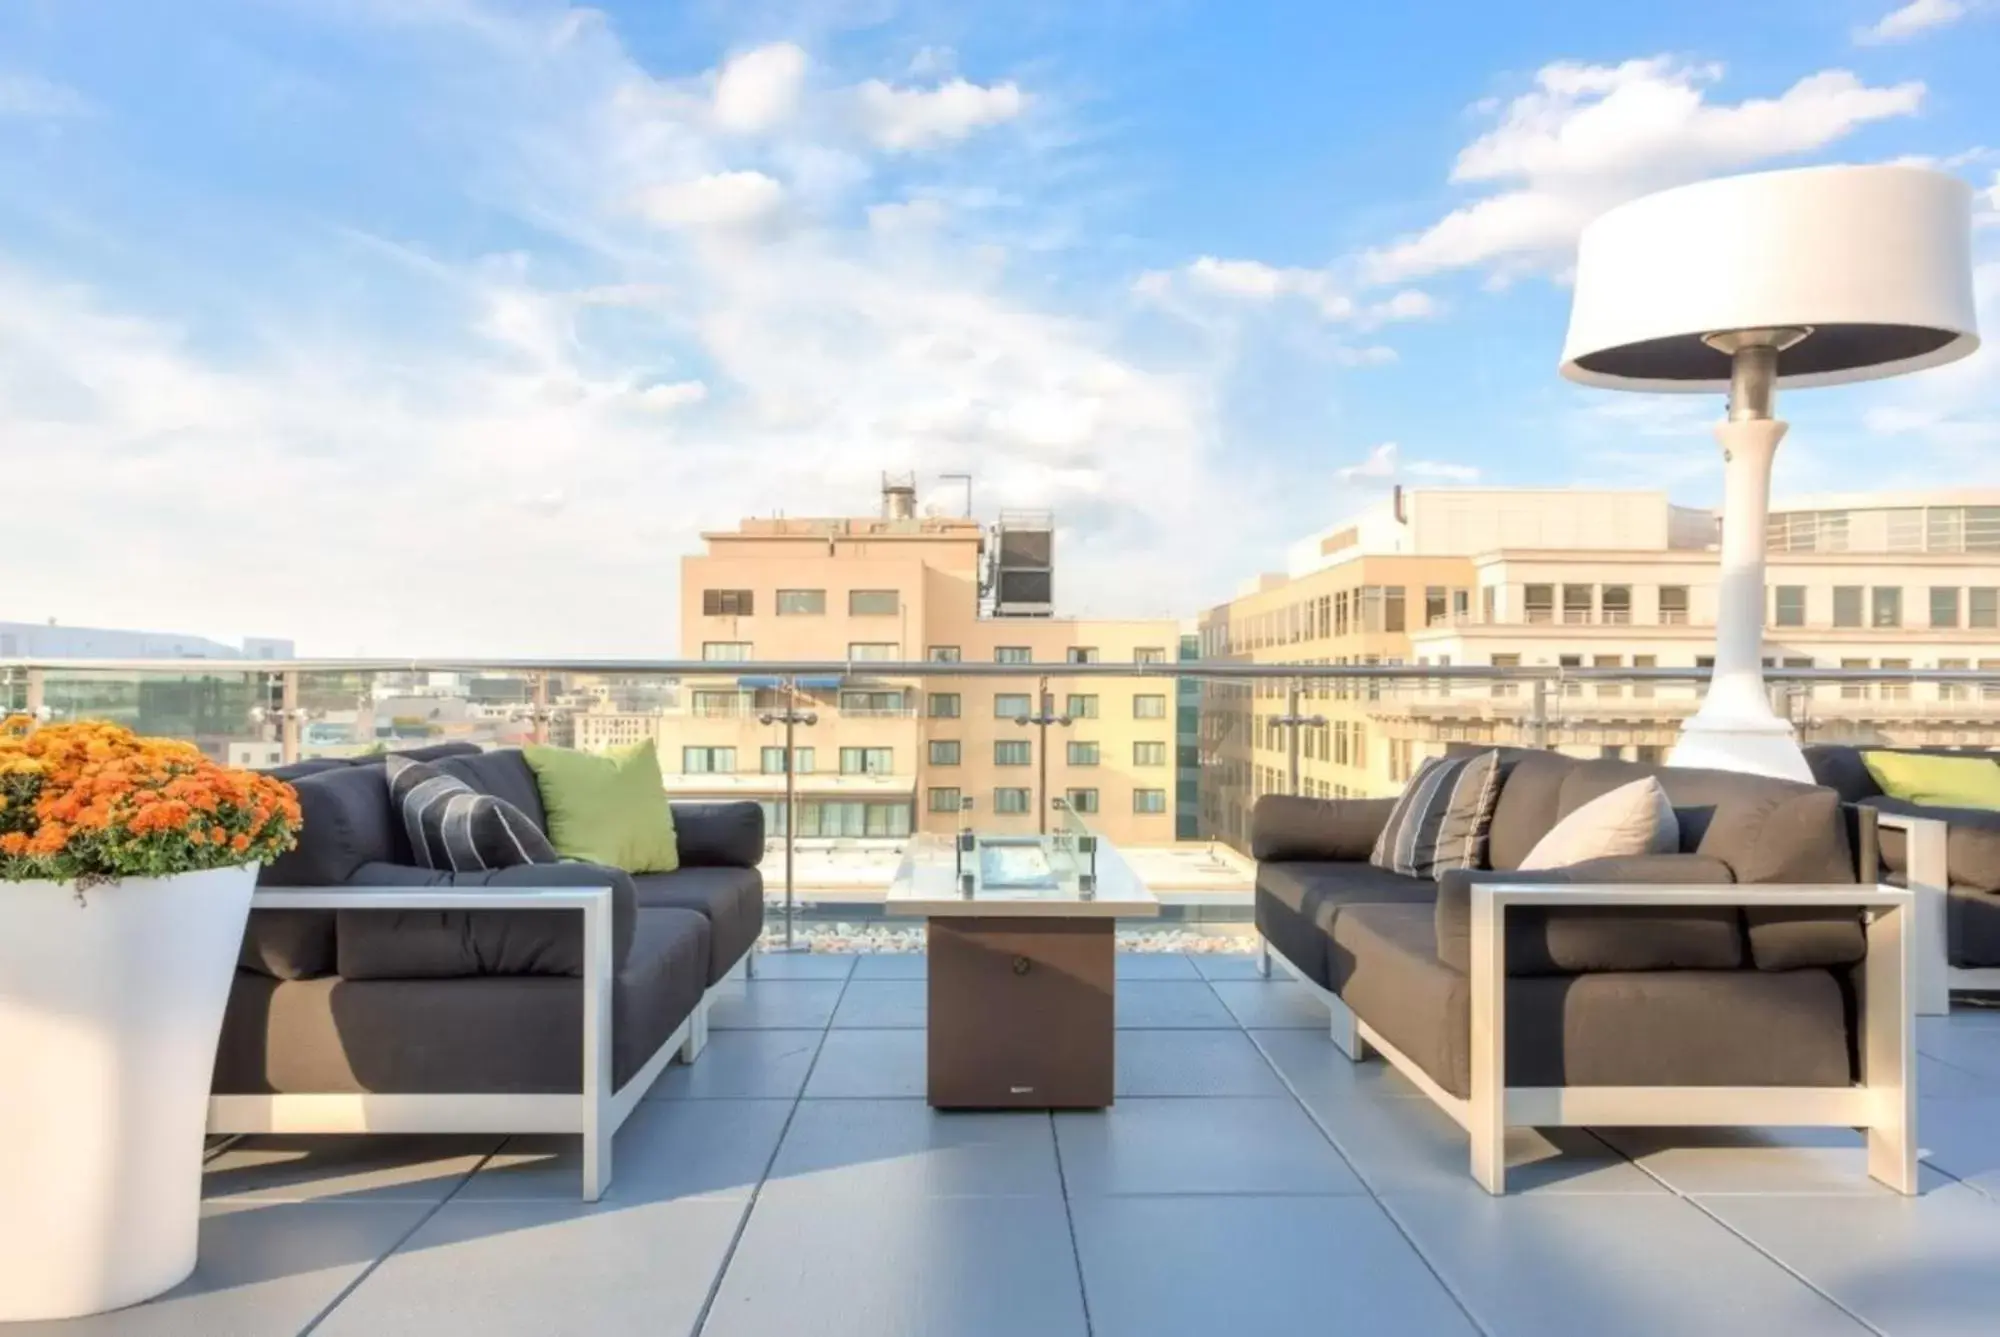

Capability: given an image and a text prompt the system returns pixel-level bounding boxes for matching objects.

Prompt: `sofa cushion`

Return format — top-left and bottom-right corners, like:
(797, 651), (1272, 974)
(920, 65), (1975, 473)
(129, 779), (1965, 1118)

(523, 742), (680, 873)
(1370, 751), (1502, 879)
(670, 801), (767, 868)
(1520, 778), (1677, 870)
(1869, 794), (2000, 901)
(241, 764), (406, 980)
(1255, 861), (1434, 986)
(387, 756), (557, 873)
(630, 866), (764, 983)
(214, 906), (709, 1096)
(1251, 796), (1397, 862)
(1557, 759), (1863, 970)
(1433, 855), (1740, 976)
(438, 750), (549, 833)
(338, 859), (640, 979)
(1951, 884), (2000, 969)
(1332, 903), (1853, 1099)
(1486, 751), (1577, 871)
(1862, 750), (2000, 810)
(1805, 745), (1887, 803)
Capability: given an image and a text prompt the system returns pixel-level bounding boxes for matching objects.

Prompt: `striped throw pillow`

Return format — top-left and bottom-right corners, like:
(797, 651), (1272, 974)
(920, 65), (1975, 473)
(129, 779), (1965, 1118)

(386, 755), (558, 872)
(1368, 750), (1503, 879)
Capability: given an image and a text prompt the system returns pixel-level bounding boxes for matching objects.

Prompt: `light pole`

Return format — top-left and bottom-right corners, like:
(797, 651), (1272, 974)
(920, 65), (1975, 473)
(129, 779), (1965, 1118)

(759, 677), (818, 954)
(1562, 165), (1977, 780)
(1269, 682), (1326, 796)
(1016, 675), (1072, 835)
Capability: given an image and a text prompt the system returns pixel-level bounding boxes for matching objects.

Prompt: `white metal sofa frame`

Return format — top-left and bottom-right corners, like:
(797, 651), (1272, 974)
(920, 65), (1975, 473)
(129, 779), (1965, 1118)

(207, 884), (751, 1201)
(1260, 880), (1918, 1195)
(1874, 812), (2000, 1014)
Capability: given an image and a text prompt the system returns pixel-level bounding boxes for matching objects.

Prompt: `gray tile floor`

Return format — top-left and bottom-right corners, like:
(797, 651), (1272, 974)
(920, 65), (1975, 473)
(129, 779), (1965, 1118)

(37, 958), (2000, 1336)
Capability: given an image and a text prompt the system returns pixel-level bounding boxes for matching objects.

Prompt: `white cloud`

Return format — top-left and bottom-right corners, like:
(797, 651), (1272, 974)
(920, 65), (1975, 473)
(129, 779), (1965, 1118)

(0, 73), (92, 119)
(635, 170), (787, 230)
(1163, 256), (1436, 326)
(1363, 59), (1924, 283)
(856, 76), (1026, 151)
(636, 379), (707, 410)
(1334, 441), (1478, 486)
(711, 42), (806, 133)
(1854, 0), (1969, 45)
(867, 196), (950, 233)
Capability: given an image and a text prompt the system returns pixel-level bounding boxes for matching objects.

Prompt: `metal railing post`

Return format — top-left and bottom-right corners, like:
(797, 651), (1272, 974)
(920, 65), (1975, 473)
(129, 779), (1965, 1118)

(1529, 679), (1550, 751)
(280, 670), (301, 765)
(1021, 673), (1072, 835)
(759, 678), (816, 952)
(23, 667), (44, 721)
(1272, 681), (1325, 797)
(530, 673), (550, 746)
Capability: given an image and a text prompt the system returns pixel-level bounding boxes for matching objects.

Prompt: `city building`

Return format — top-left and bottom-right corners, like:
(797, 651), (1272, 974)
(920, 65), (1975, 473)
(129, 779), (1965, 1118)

(0, 621), (293, 660)
(642, 480), (1185, 846)
(1198, 487), (2000, 851)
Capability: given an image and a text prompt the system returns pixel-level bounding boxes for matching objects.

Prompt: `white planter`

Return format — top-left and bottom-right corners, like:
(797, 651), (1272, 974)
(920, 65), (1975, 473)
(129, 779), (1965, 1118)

(0, 863), (257, 1321)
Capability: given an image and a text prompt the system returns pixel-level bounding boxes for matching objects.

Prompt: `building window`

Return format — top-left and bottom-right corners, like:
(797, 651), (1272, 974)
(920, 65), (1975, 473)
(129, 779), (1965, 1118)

(994, 646), (1032, 664)
(799, 800), (911, 838)
(1489, 653), (1520, 699)
(994, 693), (1032, 719)
(1599, 585), (1631, 625)
(847, 642), (898, 661)
(1384, 586), (1406, 633)
(1523, 584), (1554, 624)
(1973, 588), (2000, 629)
(1425, 587), (1448, 628)
(1135, 646), (1167, 664)
(701, 642), (751, 662)
(840, 690), (905, 715)
(1066, 788), (1100, 814)
(760, 746), (788, 774)
(928, 787), (962, 813)
(1562, 585), (1593, 625)
(994, 739), (1032, 766)
(1067, 647), (1099, 664)
(691, 689), (744, 717)
(1880, 658), (1912, 702)
(1885, 509), (1924, 552)
(1133, 788), (1167, 814)
(1939, 658), (1970, 702)
(1065, 693), (1098, 718)
(1774, 586), (1806, 628)
(1833, 586), (1864, 628)
(1481, 586), (1497, 623)
(1658, 586), (1689, 625)
(994, 788), (1031, 814)
(839, 747), (893, 775)
(927, 645), (961, 663)
(1067, 741), (1099, 766)
(682, 746), (735, 774)
(1133, 694), (1166, 719)
(928, 692), (961, 719)
(702, 589), (754, 616)
(1631, 653), (1657, 699)
(1133, 740), (1167, 766)
(775, 589), (823, 615)
(1841, 658), (1869, 701)
(929, 740), (961, 766)
(1931, 587), (1962, 629)
(849, 589), (898, 616)
(1593, 655), (1623, 699)
(1872, 587), (1903, 629)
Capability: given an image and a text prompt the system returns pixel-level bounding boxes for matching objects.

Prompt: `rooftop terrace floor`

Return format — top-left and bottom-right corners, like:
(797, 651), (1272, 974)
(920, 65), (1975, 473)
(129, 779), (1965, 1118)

(34, 954), (2000, 1337)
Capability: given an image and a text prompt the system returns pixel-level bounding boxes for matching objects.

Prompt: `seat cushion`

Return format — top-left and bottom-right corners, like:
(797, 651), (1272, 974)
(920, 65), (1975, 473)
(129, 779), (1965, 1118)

(670, 802), (767, 868)
(1951, 884), (2000, 968)
(215, 907), (708, 1096)
(1871, 795), (2000, 893)
(1255, 861), (1434, 987)
(1331, 903), (1853, 1099)
(630, 866), (764, 982)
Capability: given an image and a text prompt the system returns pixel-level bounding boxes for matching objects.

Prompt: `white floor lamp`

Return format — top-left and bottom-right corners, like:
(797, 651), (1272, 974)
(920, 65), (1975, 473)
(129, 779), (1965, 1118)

(1560, 165), (1980, 780)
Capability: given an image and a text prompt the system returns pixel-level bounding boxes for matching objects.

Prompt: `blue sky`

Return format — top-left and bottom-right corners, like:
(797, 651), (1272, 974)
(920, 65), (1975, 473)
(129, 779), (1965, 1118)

(1, 0), (1995, 654)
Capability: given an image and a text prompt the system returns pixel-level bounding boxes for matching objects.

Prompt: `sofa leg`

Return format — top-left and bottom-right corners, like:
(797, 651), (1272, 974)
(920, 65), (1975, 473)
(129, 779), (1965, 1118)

(1255, 936), (1271, 978)
(744, 948), (758, 980)
(581, 1102), (611, 1202)
(1329, 999), (1371, 1062)
(679, 998), (709, 1064)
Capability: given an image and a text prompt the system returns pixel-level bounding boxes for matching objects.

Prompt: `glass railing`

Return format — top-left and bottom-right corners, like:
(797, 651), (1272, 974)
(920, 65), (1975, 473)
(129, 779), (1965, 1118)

(12, 655), (2000, 947)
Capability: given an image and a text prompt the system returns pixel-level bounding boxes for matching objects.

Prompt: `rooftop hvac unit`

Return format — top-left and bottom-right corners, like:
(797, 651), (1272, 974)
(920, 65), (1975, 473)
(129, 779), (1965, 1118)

(990, 509), (1054, 618)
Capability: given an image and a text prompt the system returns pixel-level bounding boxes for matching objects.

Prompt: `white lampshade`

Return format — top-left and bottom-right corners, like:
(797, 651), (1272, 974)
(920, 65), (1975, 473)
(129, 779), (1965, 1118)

(1561, 165), (1979, 392)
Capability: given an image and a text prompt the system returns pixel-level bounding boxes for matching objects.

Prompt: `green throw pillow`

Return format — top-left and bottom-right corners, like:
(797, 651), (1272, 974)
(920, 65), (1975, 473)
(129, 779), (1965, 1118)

(523, 741), (680, 873)
(1862, 750), (2000, 811)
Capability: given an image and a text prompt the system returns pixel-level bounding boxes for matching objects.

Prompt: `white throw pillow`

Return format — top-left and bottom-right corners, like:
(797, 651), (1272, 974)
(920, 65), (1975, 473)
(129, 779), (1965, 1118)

(1518, 778), (1678, 871)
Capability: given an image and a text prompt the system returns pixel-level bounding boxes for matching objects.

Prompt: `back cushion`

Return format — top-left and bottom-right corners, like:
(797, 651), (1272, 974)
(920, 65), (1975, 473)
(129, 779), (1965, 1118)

(1804, 746), (1885, 803)
(439, 749), (550, 832)
(1487, 752), (1577, 870)
(242, 765), (403, 980)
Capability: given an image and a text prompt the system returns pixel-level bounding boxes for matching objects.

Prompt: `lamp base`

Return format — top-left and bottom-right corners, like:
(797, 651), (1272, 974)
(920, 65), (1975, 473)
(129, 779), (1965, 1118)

(1669, 710), (1811, 783)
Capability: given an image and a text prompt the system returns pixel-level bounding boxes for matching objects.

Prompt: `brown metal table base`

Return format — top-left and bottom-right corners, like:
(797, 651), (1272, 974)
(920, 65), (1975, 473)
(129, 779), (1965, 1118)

(925, 916), (1116, 1109)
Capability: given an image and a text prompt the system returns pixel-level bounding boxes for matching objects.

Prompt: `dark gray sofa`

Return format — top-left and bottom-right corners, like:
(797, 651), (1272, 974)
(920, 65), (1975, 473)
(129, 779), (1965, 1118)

(214, 746), (765, 1102)
(1805, 743), (2000, 971)
(1253, 749), (1874, 1102)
